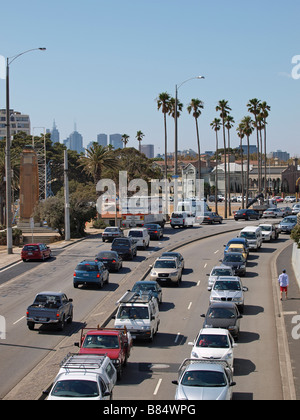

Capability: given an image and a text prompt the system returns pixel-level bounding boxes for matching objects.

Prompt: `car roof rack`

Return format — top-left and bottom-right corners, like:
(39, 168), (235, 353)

(60, 353), (108, 370)
(178, 358), (231, 374)
(117, 290), (154, 305)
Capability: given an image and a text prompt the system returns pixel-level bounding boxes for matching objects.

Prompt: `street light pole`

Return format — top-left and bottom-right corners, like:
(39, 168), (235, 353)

(174, 76), (205, 177)
(5, 48), (46, 254)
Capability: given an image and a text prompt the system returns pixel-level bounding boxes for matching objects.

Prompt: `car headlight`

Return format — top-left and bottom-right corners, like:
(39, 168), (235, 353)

(170, 272), (178, 277)
(233, 297), (242, 302)
(191, 351), (199, 358)
(151, 271), (157, 276)
(240, 265), (246, 269)
(211, 297), (221, 301)
(225, 352), (233, 360)
(141, 326), (151, 330)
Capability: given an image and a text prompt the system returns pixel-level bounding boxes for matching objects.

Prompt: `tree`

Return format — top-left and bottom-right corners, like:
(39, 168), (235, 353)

(210, 118), (221, 213)
(224, 114), (235, 216)
(187, 99), (204, 181)
(216, 100), (231, 218)
(79, 143), (118, 185)
(136, 131), (145, 153)
(259, 101), (271, 195)
(247, 98), (261, 193)
(237, 123), (245, 208)
(121, 134), (130, 148)
(240, 116), (254, 204)
(156, 92), (171, 181)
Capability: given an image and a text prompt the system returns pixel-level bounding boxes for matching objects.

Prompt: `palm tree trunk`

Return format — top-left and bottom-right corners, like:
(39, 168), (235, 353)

(227, 128), (231, 216)
(240, 139), (245, 209)
(246, 136), (250, 206)
(164, 112), (168, 182)
(195, 118), (201, 181)
(222, 123), (228, 218)
(215, 133), (219, 214)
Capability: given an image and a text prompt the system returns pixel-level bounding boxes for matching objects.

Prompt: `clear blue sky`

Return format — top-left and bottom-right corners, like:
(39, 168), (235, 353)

(0, 0), (299, 156)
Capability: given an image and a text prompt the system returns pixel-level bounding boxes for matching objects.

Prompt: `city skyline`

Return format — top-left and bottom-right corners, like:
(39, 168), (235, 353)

(0, 1), (299, 157)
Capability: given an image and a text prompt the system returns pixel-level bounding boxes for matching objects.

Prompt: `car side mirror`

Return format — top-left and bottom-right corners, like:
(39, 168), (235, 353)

(243, 287), (248, 292)
(74, 342), (79, 347)
(172, 380), (178, 385)
(69, 298), (73, 302)
(200, 314), (205, 318)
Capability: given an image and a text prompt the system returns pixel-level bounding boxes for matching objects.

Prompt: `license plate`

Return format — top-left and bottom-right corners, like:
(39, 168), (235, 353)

(131, 335), (136, 339)
(38, 318), (47, 322)
(158, 278), (167, 281)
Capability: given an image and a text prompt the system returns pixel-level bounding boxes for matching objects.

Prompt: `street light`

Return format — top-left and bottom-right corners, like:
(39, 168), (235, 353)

(174, 76), (205, 177)
(5, 47), (46, 254)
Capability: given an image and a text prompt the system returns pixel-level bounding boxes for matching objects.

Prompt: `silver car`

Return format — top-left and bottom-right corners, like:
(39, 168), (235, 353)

(208, 276), (248, 313)
(172, 359), (235, 400)
(150, 257), (182, 286)
(207, 266), (235, 288)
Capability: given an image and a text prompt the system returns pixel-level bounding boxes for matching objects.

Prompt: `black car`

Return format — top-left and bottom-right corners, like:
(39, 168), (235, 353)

(111, 237), (137, 260)
(234, 209), (260, 221)
(95, 251), (123, 272)
(203, 211), (223, 224)
(201, 302), (242, 339)
(220, 252), (246, 276)
(144, 223), (163, 240)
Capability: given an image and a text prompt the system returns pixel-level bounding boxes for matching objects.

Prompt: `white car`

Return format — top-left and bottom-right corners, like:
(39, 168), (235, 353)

(127, 228), (150, 249)
(259, 224), (278, 241)
(188, 328), (237, 369)
(285, 196), (297, 203)
(207, 265), (235, 288)
(208, 276), (248, 313)
(292, 204), (300, 214)
(262, 208), (284, 218)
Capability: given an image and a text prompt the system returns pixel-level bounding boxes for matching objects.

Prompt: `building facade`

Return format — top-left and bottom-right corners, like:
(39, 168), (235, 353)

(0, 109), (31, 140)
(109, 133), (123, 149)
(141, 144), (154, 159)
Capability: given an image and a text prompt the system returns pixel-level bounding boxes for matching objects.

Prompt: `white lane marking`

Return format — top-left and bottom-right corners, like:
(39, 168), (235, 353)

(204, 263), (207, 268)
(153, 378), (162, 395)
(214, 250), (219, 254)
(13, 316), (25, 325)
(197, 280), (201, 286)
(188, 302), (192, 310)
(0, 260), (23, 273)
(174, 333), (181, 343)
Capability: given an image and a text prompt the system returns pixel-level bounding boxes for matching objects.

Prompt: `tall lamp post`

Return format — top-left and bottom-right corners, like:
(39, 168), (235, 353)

(5, 48), (46, 254)
(174, 76), (205, 177)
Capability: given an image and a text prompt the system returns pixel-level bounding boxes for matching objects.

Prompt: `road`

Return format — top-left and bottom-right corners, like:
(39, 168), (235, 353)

(0, 219), (294, 399)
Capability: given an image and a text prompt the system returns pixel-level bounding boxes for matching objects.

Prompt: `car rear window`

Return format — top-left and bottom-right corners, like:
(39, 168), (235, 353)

(76, 263), (98, 271)
(128, 231), (143, 237)
(113, 239), (130, 247)
(23, 245), (39, 251)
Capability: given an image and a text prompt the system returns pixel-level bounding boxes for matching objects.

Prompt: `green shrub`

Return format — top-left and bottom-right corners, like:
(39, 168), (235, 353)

(92, 219), (108, 229)
(291, 225), (300, 249)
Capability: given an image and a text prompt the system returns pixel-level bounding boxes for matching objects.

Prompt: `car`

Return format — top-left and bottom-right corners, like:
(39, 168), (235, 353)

(21, 243), (52, 262)
(207, 266), (235, 288)
(95, 251), (123, 272)
(172, 359), (235, 400)
(102, 227), (124, 242)
(201, 302), (243, 339)
(238, 226), (263, 250)
(234, 209), (260, 221)
(202, 211), (223, 224)
(188, 328), (237, 369)
(278, 215), (298, 233)
(161, 251), (185, 269)
(131, 280), (162, 304)
(73, 260), (109, 288)
(208, 276), (248, 313)
(144, 223), (163, 240)
(274, 196), (284, 203)
(285, 196), (297, 203)
(219, 252), (247, 277)
(111, 237), (137, 260)
(262, 208), (284, 218)
(292, 204), (300, 214)
(258, 223), (279, 241)
(281, 207), (293, 217)
(226, 244), (248, 261)
(127, 227), (150, 249)
(150, 257), (182, 286)
(45, 354), (117, 400)
(224, 238), (250, 256)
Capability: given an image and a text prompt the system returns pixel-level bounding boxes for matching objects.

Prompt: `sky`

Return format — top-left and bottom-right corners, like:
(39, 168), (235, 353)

(0, 0), (299, 157)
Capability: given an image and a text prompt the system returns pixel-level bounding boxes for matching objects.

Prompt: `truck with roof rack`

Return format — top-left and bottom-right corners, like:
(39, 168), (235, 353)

(44, 353), (117, 400)
(114, 290), (160, 341)
(74, 327), (133, 379)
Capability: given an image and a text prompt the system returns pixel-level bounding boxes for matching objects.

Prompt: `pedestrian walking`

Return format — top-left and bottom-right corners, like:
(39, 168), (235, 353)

(278, 269), (289, 300)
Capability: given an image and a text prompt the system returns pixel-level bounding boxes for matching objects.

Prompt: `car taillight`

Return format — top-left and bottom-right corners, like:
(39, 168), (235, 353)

(56, 313), (60, 318)
(73, 272), (76, 277)
(112, 260), (116, 263)
(97, 273), (100, 278)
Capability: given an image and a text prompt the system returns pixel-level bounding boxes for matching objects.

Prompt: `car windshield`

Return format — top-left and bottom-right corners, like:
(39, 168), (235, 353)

(211, 268), (232, 276)
(207, 307), (236, 319)
(240, 232), (256, 239)
(196, 334), (230, 348)
(76, 263), (98, 271)
(154, 260), (176, 269)
(117, 306), (149, 320)
(223, 254), (244, 262)
(132, 284), (157, 293)
(128, 231), (143, 237)
(282, 217), (296, 223)
(51, 380), (99, 398)
(82, 334), (119, 349)
(228, 247), (244, 253)
(181, 370), (227, 387)
(266, 208), (276, 212)
(214, 281), (241, 291)
(260, 226), (272, 231)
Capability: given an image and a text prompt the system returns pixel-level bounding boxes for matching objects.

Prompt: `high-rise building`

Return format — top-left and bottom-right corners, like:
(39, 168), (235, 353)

(97, 133), (108, 147)
(63, 127), (84, 154)
(141, 144), (154, 159)
(0, 109), (31, 140)
(109, 133), (123, 149)
(50, 120), (60, 143)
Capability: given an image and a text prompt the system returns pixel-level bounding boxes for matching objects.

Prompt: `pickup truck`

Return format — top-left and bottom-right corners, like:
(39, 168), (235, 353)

(74, 327), (133, 379)
(26, 291), (73, 331)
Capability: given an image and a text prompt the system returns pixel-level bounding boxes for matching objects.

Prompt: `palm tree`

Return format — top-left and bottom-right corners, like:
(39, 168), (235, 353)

(247, 98), (261, 193)
(240, 116), (254, 205)
(259, 101), (271, 195)
(187, 99), (204, 181)
(121, 134), (130, 148)
(136, 131), (145, 153)
(79, 143), (118, 185)
(216, 100), (231, 218)
(224, 114), (235, 216)
(169, 97), (183, 175)
(237, 123), (245, 209)
(210, 118), (221, 213)
(156, 92), (171, 181)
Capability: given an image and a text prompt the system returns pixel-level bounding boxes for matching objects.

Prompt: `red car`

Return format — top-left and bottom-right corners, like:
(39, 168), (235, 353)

(21, 243), (52, 262)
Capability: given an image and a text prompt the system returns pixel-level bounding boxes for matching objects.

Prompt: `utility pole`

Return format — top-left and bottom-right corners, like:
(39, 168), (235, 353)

(64, 149), (70, 241)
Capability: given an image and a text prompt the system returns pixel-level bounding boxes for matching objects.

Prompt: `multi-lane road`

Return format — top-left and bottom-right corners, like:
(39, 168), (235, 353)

(0, 219), (297, 400)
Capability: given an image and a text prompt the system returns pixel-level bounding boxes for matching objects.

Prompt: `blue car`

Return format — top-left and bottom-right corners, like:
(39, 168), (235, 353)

(224, 238), (250, 256)
(279, 216), (297, 234)
(131, 280), (162, 304)
(73, 260), (109, 288)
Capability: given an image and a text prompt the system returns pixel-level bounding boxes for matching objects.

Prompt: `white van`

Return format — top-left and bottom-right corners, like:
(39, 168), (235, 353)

(170, 211), (195, 228)
(238, 226), (263, 251)
(127, 228), (150, 249)
(114, 291), (160, 341)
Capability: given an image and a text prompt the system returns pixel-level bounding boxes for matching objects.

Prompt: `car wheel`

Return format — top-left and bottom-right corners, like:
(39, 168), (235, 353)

(67, 310), (73, 324)
(27, 322), (35, 330)
(57, 316), (65, 331)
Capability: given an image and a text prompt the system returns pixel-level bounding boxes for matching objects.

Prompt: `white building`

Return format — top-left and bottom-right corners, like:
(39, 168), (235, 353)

(0, 109), (31, 140)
